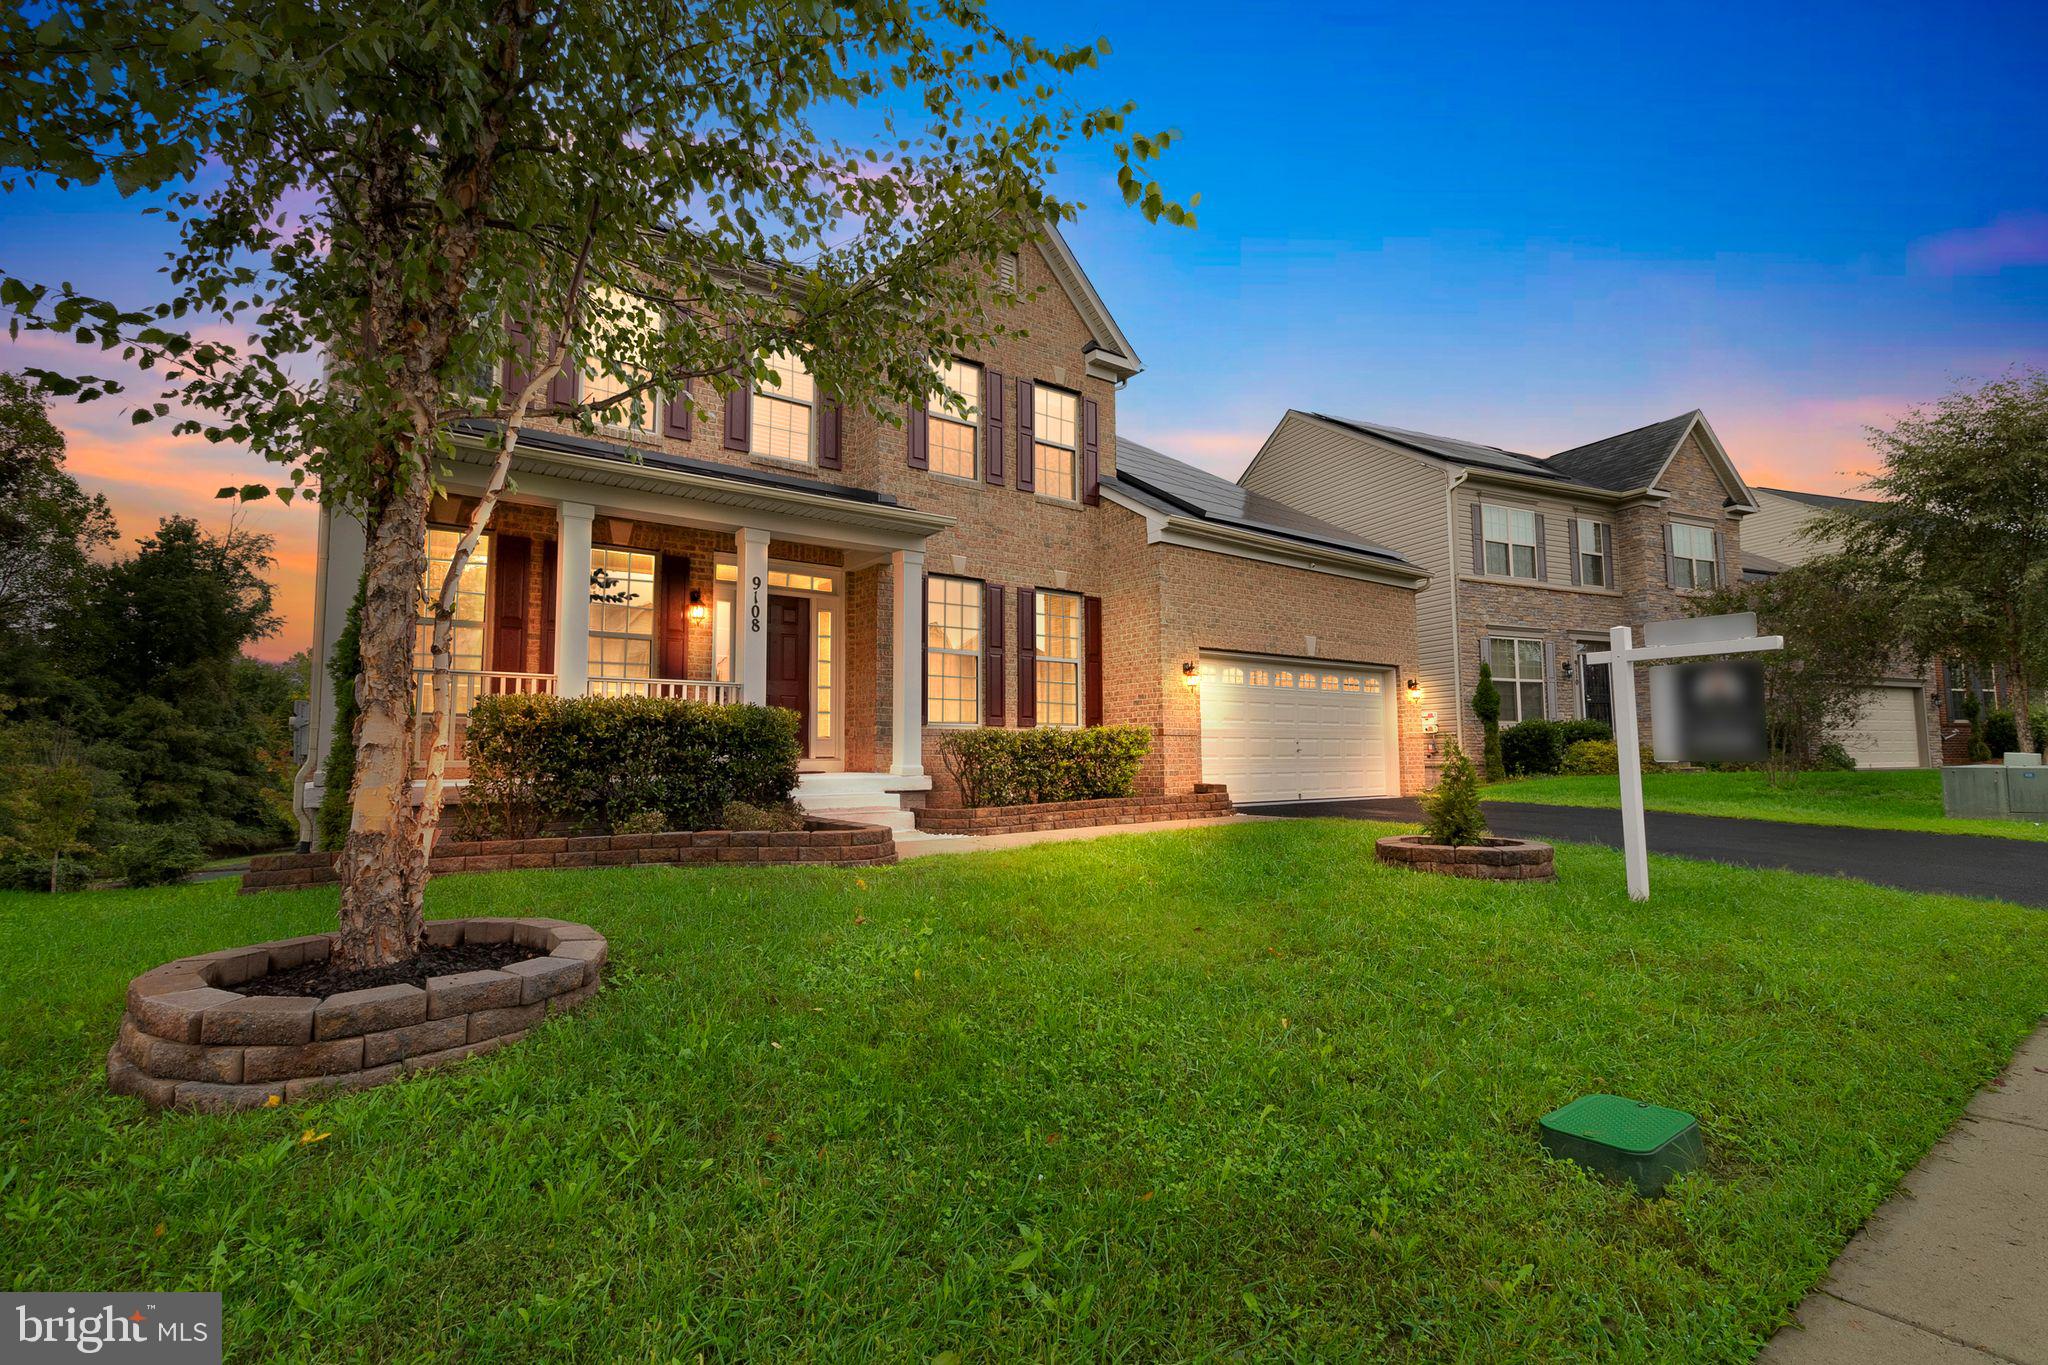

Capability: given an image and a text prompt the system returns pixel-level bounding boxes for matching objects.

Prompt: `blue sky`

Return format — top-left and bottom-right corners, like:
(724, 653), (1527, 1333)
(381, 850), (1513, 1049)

(3, 0), (2044, 656)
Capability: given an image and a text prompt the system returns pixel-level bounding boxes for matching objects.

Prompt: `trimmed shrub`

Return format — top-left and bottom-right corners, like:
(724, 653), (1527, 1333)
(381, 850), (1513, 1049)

(1556, 718), (1612, 748)
(1560, 739), (1619, 776)
(1814, 740), (1857, 772)
(936, 725), (1151, 808)
(108, 824), (207, 887)
(463, 694), (801, 836)
(1982, 710), (2021, 759)
(1502, 718), (1566, 777)
(720, 799), (807, 832)
(1421, 739), (1488, 846)
(1472, 664), (1505, 783)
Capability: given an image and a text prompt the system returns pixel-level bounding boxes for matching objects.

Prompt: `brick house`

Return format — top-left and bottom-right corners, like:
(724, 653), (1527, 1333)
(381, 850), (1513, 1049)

(295, 225), (1430, 839)
(1239, 409), (1815, 773)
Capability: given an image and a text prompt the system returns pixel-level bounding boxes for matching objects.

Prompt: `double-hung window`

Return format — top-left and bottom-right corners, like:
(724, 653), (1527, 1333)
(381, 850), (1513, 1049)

(415, 527), (490, 714)
(1487, 636), (1546, 725)
(928, 358), (981, 480)
(588, 546), (656, 688)
(1032, 385), (1080, 500)
(1575, 516), (1608, 586)
(1482, 504), (1540, 579)
(580, 286), (661, 431)
(754, 350), (816, 463)
(1670, 523), (1719, 589)
(925, 575), (982, 725)
(1035, 590), (1084, 727)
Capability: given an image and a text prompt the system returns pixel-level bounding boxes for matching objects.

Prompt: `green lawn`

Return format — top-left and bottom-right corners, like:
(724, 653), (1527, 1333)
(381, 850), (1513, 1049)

(1489, 767), (2048, 841)
(6, 822), (2046, 1362)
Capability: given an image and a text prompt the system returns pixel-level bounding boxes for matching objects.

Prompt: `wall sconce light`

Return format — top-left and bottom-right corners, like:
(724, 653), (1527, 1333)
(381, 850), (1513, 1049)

(1559, 659), (1575, 681)
(1404, 678), (1422, 702)
(1181, 662), (1200, 688)
(687, 589), (709, 626)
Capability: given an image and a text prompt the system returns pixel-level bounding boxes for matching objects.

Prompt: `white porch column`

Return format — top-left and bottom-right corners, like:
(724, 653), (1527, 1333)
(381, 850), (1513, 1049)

(890, 548), (926, 776)
(737, 526), (771, 706)
(554, 501), (594, 697)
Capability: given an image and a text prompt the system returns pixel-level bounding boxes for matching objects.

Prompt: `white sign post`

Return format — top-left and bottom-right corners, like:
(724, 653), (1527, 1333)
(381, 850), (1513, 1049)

(1583, 614), (1783, 901)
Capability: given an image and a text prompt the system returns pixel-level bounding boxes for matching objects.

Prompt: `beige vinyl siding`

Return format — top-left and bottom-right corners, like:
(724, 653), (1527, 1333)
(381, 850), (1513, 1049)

(1240, 414), (1457, 737)
(1452, 483), (1612, 589)
(1744, 490), (1842, 568)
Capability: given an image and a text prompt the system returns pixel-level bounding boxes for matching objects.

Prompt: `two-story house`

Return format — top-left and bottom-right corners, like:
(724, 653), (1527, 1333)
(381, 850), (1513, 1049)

(1239, 409), (1762, 770)
(295, 225), (1433, 842)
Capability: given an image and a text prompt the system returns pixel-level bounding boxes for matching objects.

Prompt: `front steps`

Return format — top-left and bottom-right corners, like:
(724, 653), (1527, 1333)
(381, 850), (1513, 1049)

(794, 771), (960, 846)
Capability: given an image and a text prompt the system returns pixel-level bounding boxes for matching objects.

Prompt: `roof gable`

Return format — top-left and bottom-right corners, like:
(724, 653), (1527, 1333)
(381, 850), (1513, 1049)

(1034, 221), (1142, 381)
(1544, 412), (1699, 491)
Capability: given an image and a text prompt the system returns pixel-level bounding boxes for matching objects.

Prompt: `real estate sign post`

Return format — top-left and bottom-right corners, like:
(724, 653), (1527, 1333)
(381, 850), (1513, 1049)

(1586, 614), (1783, 901)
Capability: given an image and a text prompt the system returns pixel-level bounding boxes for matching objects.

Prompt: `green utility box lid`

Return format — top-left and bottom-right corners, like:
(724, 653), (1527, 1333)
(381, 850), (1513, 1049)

(1538, 1094), (1703, 1197)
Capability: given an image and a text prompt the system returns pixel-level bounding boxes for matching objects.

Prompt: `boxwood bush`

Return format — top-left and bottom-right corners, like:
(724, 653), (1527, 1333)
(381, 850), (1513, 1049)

(936, 725), (1152, 808)
(1501, 718), (1565, 777)
(461, 694), (801, 836)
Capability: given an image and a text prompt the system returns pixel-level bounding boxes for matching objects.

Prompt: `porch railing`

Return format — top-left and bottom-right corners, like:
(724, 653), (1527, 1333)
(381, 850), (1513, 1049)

(414, 668), (557, 719)
(589, 677), (744, 704)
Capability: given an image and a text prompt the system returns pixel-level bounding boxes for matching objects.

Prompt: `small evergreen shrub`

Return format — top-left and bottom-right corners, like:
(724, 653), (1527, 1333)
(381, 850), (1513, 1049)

(108, 824), (207, 887)
(1560, 739), (1619, 775)
(1813, 740), (1857, 772)
(1501, 718), (1565, 776)
(936, 725), (1151, 807)
(464, 694), (800, 835)
(1472, 664), (1505, 783)
(1556, 718), (1612, 748)
(614, 810), (670, 836)
(0, 852), (92, 892)
(1420, 739), (1488, 847)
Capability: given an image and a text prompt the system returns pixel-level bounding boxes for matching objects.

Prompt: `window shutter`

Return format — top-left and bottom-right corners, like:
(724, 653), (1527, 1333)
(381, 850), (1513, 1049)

(984, 371), (1006, 486)
(546, 351), (579, 412)
(818, 398), (842, 471)
(657, 553), (691, 680)
(1479, 635), (1493, 680)
(1015, 587), (1037, 726)
(722, 326), (750, 451)
(906, 402), (928, 470)
(1709, 528), (1722, 585)
(1081, 398), (1101, 506)
(1599, 523), (1611, 579)
(1542, 640), (1555, 719)
(504, 318), (536, 409)
(1083, 594), (1104, 725)
(538, 540), (558, 669)
(984, 582), (1007, 725)
(1664, 524), (1678, 587)
(1567, 517), (1581, 586)
(1015, 380), (1036, 493)
(662, 380), (692, 441)
(1470, 503), (1484, 574)
(1533, 513), (1548, 580)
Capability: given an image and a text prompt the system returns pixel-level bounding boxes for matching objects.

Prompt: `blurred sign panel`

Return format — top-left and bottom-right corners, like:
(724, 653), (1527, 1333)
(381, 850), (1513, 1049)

(1650, 660), (1766, 764)
(1643, 612), (1758, 649)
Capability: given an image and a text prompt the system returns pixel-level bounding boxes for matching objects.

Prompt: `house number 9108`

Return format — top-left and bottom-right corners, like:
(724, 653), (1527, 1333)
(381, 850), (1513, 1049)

(749, 575), (763, 633)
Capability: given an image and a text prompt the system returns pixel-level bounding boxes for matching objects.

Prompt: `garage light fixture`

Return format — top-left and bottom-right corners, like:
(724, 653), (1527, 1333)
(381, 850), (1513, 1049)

(687, 589), (709, 626)
(1181, 662), (1200, 688)
(1404, 678), (1422, 702)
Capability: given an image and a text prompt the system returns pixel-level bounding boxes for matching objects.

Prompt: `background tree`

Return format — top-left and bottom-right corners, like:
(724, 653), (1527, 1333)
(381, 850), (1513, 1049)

(1472, 664), (1506, 782)
(0, 371), (115, 681)
(1690, 556), (1905, 777)
(2, 0), (1190, 968)
(1818, 369), (2048, 755)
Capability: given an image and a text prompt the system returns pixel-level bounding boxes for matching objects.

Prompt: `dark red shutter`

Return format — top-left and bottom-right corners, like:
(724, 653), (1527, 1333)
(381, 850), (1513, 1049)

(489, 534), (531, 672)
(906, 402), (929, 469)
(818, 398), (843, 471)
(984, 582), (1007, 725)
(538, 539), (558, 672)
(723, 325), (750, 451)
(1015, 586), (1037, 726)
(1083, 593), (1103, 725)
(983, 371), (1006, 485)
(1081, 398), (1101, 506)
(1015, 380), (1035, 492)
(662, 379), (692, 440)
(504, 318), (535, 409)
(657, 553), (691, 679)
(546, 348), (579, 411)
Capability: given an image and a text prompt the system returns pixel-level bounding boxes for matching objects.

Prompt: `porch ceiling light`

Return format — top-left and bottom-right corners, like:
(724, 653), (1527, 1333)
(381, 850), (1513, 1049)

(1181, 662), (1200, 688)
(687, 589), (709, 626)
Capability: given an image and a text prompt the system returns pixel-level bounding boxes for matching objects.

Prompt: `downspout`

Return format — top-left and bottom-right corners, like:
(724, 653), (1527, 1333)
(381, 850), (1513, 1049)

(1445, 466), (1470, 748)
(291, 503), (333, 852)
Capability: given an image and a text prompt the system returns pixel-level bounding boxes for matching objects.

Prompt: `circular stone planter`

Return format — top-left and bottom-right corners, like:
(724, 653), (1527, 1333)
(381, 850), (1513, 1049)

(1374, 835), (1556, 881)
(106, 917), (607, 1112)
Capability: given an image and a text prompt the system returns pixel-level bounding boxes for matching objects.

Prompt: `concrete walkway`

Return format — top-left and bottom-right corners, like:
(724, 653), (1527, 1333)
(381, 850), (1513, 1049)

(1759, 1026), (2048, 1363)
(893, 813), (1262, 859)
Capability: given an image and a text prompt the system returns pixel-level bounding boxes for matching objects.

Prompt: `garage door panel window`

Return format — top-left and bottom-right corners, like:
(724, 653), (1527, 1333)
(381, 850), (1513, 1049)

(925, 574), (981, 726)
(1487, 636), (1546, 724)
(1035, 590), (1082, 727)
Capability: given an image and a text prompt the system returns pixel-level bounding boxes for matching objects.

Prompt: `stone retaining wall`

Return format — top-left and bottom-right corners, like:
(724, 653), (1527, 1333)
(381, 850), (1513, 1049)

(1373, 834), (1555, 881)
(913, 785), (1234, 836)
(242, 818), (893, 893)
(107, 917), (608, 1112)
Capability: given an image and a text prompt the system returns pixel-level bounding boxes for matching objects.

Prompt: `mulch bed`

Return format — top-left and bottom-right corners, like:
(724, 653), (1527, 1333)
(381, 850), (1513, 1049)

(238, 941), (530, 998)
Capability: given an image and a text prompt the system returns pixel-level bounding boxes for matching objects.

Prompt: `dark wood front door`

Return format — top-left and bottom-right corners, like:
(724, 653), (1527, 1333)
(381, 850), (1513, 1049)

(490, 534), (532, 672)
(766, 594), (810, 756)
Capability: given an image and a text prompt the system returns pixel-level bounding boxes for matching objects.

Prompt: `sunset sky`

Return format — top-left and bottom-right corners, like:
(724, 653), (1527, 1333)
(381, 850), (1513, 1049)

(3, 0), (2044, 662)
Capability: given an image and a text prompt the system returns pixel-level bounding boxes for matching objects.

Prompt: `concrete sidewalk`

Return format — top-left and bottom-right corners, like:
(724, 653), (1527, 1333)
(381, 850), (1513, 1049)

(894, 812), (1263, 859)
(1760, 1026), (2048, 1363)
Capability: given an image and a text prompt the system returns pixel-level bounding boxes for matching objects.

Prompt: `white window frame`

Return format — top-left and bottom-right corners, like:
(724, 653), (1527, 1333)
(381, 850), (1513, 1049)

(1575, 516), (1609, 587)
(753, 350), (817, 465)
(1487, 635), (1547, 726)
(586, 544), (658, 688)
(928, 358), (981, 482)
(925, 574), (983, 727)
(1482, 503), (1541, 580)
(1034, 589), (1084, 728)
(1032, 383), (1081, 502)
(1671, 522), (1719, 589)
(579, 285), (663, 435)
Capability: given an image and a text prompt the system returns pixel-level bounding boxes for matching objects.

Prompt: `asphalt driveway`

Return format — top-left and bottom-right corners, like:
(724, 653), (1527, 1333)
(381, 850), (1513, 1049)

(1242, 797), (2048, 907)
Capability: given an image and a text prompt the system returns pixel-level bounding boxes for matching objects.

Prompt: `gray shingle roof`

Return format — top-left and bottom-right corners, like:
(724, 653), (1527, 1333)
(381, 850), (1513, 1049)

(1313, 414), (1564, 480)
(1543, 411), (1700, 492)
(1754, 485), (1876, 514)
(1109, 437), (1412, 566)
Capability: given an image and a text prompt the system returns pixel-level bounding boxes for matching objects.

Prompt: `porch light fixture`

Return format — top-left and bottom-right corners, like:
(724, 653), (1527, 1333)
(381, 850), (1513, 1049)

(687, 589), (709, 626)
(1181, 662), (1200, 688)
(1559, 658), (1575, 682)
(1404, 678), (1422, 702)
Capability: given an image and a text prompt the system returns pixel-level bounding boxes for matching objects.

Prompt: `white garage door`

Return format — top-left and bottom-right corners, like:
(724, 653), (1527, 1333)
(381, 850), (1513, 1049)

(1199, 655), (1393, 802)
(1831, 686), (1924, 769)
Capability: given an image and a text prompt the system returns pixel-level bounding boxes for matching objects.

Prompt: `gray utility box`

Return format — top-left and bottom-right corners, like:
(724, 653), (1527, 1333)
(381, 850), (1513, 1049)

(1942, 754), (2048, 822)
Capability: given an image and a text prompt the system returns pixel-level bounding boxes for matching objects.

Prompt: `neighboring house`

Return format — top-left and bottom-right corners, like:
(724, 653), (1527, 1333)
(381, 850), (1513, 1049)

(1740, 486), (1939, 768)
(296, 225), (1431, 841)
(1239, 410), (1770, 774)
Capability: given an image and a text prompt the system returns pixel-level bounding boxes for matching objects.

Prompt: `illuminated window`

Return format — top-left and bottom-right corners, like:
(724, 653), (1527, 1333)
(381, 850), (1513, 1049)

(1276, 670), (1294, 688)
(1035, 590), (1082, 727)
(1482, 504), (1540, 579)
(1361, 676), (1381, 694)
(579, 285), (662, 431)
(1341, 676), (1362, 692)
(1322, 675), (1340, 691)
(1249, 668), (1270, 686)
(1671, 523), (1720, 589)
(925, 575), (981, 725)
(415, 526), (490, 675)
(1033, 384), (1079, 499)
(1298, 673), (1319, 690)
(1487, 636), (1546, 725)
(815, 608), (834, 740)
(929, 358), (980, 480)
(754, 350), (815, 463)
(588, 546), (656, 686)
(714, 563), (834, 593)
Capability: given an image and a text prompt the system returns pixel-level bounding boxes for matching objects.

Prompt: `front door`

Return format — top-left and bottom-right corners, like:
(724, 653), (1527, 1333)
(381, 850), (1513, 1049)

(1580, 653), (1613, 727)
(766, 594), (810, 756)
